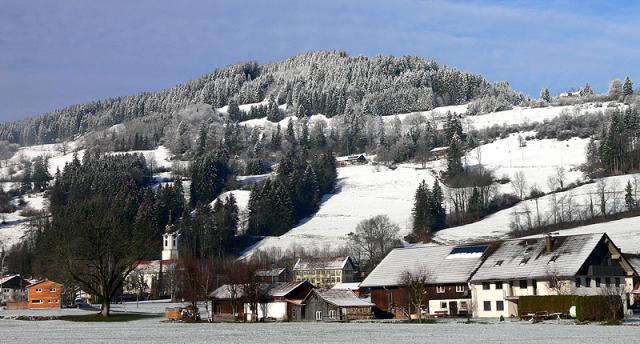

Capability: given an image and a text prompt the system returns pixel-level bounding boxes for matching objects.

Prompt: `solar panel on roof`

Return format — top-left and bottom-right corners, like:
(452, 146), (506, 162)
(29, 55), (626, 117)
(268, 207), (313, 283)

(449, 246), (488, 255)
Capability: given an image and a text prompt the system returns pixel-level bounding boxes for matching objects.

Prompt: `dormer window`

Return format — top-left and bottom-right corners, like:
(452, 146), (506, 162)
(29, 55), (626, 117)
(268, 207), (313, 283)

(548, 255), (559, 263)
(494, 260), (503, 267)
(520, 258), (530, 266)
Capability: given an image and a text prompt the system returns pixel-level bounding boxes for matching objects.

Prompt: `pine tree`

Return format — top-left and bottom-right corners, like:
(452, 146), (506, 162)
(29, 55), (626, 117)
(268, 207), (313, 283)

(195, 123), (208, 156)
(625, 180), (635, 211)
(227, 99), (243, 122)
(540, 88), (551, 103)
(411, 180), (432, 241)
(430, 179), (446, 231)
(271, 124), (282, 150)
(20, 162), (32, 193)
(623, 76), (634, 98)
(446, 134), (464, 177)
(31, 156), (51, 192)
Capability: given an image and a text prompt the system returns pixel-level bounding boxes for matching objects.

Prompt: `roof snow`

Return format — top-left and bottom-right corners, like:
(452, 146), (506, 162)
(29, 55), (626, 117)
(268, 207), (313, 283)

(313, 289), (374, 308)
(360, 245), (490, 287)
(293, 256), (351, 270)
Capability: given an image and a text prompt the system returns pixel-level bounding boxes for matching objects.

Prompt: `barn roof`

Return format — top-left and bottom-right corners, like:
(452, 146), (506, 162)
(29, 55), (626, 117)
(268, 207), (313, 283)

(209, 280), (312, 300)
(256, 268), (287, 278)
(470, 233), (609, 281)
(293, 256), (352, 270)
(332, 282), (361, 291)
(313, 289), (374, 308)
(360, 244), (491, 287)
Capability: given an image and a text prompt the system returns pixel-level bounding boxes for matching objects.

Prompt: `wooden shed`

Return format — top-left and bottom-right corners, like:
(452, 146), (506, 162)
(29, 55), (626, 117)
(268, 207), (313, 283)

(303, 289), (374, 321)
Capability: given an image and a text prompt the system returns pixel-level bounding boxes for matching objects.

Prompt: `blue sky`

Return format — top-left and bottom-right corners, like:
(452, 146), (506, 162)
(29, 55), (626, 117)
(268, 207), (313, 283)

(1, 0), (639, 123)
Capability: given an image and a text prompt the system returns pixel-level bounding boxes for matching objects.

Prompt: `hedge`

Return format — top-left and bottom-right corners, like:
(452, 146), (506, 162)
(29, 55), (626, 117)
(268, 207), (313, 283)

(518, 295), (623, 322)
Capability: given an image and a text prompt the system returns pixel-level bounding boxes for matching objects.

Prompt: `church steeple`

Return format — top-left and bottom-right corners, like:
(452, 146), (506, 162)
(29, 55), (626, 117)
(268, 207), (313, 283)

(161, 213), (179, 261)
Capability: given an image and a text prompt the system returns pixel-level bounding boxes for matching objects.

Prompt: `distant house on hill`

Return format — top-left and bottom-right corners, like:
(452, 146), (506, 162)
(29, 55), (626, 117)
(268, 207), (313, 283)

(293, 256), (357, 288)
(303, 289), (374, 321)
(429, 146), (449, 160)
(27, 279), (63, 309)
(336, 154), (367, 167)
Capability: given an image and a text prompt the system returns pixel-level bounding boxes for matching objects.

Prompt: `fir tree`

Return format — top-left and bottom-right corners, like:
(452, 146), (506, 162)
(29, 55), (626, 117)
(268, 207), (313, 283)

(446, 134), (464, 177)
(625, 180), (635, 211)
(430, 179), (446, 231)
(623, 76), (634, 98)
(540, 88), (551, 103)
(411, 180), (432, 241)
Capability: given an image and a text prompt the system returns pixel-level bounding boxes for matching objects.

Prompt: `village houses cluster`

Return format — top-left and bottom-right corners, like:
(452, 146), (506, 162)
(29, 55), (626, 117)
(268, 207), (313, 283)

(3, 229), (640, 323)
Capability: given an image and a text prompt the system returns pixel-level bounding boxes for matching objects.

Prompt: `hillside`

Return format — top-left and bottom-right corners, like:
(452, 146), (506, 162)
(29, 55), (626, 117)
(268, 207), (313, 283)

(1, 51), (640, 272)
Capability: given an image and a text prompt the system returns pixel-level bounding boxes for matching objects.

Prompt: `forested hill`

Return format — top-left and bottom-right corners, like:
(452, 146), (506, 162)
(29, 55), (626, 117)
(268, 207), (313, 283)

(0, 50), (524, 146)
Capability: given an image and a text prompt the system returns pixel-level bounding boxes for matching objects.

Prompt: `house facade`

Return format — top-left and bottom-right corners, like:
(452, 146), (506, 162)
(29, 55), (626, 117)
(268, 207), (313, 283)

(470, 233), (636, 318)
(0, 275), (30, 303)
(27, 279), (63, 309)
(293, 257), (356, 288)
(256, 267), (291, 283)
(303, 289), (374, 321)
(210, 281), (314, 322)
(361, 244), (492, 318)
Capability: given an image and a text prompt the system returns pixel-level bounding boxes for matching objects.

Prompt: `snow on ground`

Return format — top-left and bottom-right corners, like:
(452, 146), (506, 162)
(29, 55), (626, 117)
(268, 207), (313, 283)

(464, 102), (622, 131)
(0, 139), (84, 179)
(109, 145), (174, 170)
(245, 163), (439, 256)
(467, 132), (589, 193)
(236, 173), (272, 186)
(434, 173), (640, 250)
(213, 190), (251, 211)
(385, 104), (469, 123)
(0, 193), (47, 249)
(0, 316), (639, 344)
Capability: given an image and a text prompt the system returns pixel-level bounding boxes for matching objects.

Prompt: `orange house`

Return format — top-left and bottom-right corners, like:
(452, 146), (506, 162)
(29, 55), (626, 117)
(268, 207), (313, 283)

(27, 279), (63, 309)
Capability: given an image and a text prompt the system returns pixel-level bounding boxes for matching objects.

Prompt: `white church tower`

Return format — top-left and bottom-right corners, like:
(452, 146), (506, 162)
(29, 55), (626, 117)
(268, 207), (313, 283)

(161, 220), (180, 261)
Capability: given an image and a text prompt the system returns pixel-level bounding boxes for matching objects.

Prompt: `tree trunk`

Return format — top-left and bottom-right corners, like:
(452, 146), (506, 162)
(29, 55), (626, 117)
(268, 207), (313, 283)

(101, 300), (111, 317)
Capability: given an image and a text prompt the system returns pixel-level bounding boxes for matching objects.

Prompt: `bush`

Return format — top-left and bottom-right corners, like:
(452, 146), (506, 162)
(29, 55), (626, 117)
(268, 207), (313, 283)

(519, 295), (623, 322)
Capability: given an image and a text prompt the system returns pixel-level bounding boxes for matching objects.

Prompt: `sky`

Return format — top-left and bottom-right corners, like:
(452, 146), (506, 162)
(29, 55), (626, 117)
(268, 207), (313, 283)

(1, 0), (639, 123)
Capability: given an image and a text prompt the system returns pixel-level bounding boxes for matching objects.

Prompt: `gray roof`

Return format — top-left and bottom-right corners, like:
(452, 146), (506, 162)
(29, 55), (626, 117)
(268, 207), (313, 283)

(209, 281), (311, 300)
(360, 244), (490, 287)
(256, 268), (287, 278)
(293, 256), (351, 270)
(471, 233), (604, 281)
(314, 289), (374, 308)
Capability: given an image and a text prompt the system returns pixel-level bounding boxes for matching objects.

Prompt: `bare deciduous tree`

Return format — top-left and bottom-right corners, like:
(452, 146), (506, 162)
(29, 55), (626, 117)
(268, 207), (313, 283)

(511, 171), (528, 200)
(400, 266), (432, 322)
(347, 215), (401, 273)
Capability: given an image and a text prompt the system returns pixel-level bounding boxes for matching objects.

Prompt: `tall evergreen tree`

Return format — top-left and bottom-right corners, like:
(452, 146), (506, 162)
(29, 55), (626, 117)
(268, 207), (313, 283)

(625, 180), (635, 211)
(540, 88), (551, 102)
(446, 134), (465, 177)
(430, 179), (446, 231)
(623, 76), (634, 98)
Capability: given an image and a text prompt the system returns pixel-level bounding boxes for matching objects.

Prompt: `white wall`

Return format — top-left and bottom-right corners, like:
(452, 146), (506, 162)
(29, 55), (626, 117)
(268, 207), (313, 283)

(428, 298), (471, 316)
(244, 301), (288, 320)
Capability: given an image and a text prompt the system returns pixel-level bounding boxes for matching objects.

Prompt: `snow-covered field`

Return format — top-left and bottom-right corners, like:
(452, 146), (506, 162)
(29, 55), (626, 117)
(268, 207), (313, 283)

(0, 193), (47, 249)
(245, 163), (438, 256)
(0, 316), (639, 344)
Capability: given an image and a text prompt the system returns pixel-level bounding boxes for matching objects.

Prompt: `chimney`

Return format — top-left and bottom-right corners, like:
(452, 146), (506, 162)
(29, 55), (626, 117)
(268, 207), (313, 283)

(545, 234), (555, 253)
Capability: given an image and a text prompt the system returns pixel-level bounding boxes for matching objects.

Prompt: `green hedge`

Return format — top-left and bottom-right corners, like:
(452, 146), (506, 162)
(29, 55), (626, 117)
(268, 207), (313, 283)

(518, 295), (623, 322)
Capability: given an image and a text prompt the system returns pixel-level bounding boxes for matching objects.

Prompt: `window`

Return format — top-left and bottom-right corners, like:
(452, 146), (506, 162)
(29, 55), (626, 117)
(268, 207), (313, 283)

(519, 280), (528, 289)
(35, 288), (42, 293)
(483, 301), (491, 311)
(31, 300), (43, 304)
(460, 301), (468, 309)
(482, 282), (491, 290)
(456, 285), (465, 293)
(329, 310), (336, 319)
(615, 278), (621, 287)
(315, 311), (322, 321)
(494, 260), (503, 267)
(575, 277), (581, 288)
(50, 288), (56, 292)
(440, 302), (447, 309)
(292, 309), (296, 319)
(496, 301), (504, 311)
(595, 278), (601, 288)
(436, 286), (446, 293)
(495, 281), (503, 290)
(605, 278), (611, 287)
(585, 277), (591, 288)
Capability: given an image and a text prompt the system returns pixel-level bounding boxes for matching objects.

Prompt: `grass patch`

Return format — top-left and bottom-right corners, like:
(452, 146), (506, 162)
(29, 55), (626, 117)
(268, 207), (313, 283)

(399, 318), (438, 324)
(59, 313), (161, 322)
(602, 319), (623, 326)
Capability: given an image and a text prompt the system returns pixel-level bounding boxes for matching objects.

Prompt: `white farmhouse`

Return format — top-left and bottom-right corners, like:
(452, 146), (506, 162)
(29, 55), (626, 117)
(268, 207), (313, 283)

(470, 233), (636, 318)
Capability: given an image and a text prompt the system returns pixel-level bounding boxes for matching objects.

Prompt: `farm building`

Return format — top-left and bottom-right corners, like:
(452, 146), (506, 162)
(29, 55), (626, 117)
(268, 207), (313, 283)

(293, 256), (357, 288)
(256, 267), (291, 283)
(0, 275), (30, 303)
(210, 280), (314, 322)
(27, 279), (63, 309)
(336, 154), (367, 167)
(361, 244), (493, 319)
(429, 146), (449, 160)
(303, 289), (374, 321)
(470, 233), (637, 318)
